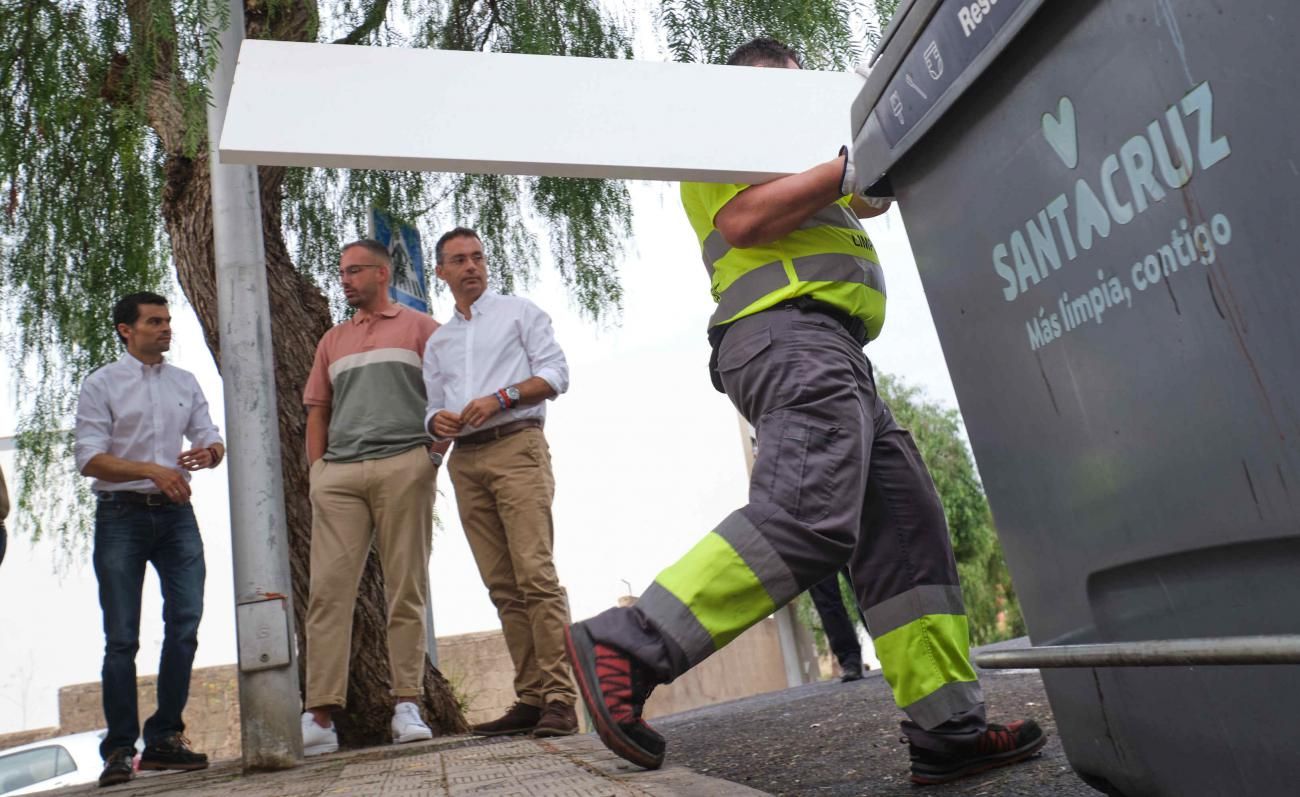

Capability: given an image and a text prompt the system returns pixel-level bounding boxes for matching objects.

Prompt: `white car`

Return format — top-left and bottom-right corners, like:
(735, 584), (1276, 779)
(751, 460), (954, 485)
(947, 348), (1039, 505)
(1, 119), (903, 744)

(0, 730), (119, 795)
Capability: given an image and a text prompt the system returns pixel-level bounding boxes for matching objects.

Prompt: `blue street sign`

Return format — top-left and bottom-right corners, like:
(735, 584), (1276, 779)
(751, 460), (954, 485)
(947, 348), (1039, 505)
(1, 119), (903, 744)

(368, 207), (429, 313)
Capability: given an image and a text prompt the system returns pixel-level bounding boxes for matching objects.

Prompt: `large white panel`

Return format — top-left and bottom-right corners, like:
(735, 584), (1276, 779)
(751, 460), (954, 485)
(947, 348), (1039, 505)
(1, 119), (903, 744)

(219, 41), (864, 183)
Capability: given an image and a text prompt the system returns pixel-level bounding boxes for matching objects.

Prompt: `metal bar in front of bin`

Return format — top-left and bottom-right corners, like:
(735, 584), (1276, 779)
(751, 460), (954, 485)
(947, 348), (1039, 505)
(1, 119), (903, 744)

(975, 635), (1300, 669)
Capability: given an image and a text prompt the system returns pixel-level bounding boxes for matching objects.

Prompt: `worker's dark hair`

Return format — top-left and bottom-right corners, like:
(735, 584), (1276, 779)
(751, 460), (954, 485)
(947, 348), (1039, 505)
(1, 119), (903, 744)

(340, 238), (392, 266)
(112, 291), (168, 345)
(435, 227), (482, 264)
(726, 37), (803, 68)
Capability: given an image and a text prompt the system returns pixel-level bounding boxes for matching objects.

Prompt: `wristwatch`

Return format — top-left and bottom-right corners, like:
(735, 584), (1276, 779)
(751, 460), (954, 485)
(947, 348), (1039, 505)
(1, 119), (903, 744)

(505, 385), (521, 407)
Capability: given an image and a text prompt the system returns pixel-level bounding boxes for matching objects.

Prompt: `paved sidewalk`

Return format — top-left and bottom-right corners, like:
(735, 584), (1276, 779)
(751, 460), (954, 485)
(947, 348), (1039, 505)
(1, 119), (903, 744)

(50, 734), (768, 797)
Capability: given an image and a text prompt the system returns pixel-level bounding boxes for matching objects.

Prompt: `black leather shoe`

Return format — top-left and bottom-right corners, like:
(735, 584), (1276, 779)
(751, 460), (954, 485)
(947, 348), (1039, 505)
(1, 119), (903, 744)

(910, 720), (1047, 785)
(139, 734), (209, 771)
(98, 748), (135, 787)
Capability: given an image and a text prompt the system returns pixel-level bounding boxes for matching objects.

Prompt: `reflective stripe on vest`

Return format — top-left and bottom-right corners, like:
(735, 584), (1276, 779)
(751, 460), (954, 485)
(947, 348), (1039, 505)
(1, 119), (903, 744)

(708, 254), (881, 327)
(700, 199), (886, 334)
(798, 201), (860, 232)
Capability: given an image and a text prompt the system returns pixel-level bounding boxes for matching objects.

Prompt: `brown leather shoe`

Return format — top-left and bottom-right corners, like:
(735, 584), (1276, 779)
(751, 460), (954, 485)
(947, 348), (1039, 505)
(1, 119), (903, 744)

(533, 701), (578, 737)
(471, 702), (543, 736)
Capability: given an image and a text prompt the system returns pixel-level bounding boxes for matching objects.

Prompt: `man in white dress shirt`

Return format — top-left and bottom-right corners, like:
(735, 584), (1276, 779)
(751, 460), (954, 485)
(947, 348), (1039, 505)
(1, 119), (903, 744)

(74, 292), (224, 787)
(423, 227), (577, 738)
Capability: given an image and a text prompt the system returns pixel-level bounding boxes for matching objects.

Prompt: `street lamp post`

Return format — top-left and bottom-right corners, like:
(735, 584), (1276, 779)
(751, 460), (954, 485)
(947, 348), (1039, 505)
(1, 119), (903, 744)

(206, 0), (302, 769)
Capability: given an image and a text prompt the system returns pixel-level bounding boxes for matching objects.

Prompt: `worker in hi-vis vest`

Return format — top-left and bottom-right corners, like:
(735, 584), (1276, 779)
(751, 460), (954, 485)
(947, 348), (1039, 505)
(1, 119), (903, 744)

(566, 38), (1046, 786)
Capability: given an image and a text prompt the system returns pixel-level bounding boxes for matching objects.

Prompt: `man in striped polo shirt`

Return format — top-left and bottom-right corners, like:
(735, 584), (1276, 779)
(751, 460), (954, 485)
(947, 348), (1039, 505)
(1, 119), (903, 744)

(300, 239), (446, 755)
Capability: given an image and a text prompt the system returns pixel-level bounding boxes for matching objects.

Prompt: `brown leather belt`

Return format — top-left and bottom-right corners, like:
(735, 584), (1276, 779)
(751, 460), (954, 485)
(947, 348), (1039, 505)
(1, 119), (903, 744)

(456, 418), (543, 447)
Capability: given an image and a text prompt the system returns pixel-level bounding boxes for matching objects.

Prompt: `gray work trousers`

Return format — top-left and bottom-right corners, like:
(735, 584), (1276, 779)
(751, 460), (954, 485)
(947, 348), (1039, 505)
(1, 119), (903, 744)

(587, 304), (987, 747)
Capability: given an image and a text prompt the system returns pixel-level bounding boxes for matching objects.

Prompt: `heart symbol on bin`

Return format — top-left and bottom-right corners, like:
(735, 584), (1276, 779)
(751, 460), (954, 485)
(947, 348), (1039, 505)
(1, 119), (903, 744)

(1041, 96), (1078, 169)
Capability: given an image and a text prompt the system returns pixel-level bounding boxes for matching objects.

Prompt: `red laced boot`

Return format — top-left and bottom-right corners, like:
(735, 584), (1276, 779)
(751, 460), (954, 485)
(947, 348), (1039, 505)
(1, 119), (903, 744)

(565, 622), (665, 769)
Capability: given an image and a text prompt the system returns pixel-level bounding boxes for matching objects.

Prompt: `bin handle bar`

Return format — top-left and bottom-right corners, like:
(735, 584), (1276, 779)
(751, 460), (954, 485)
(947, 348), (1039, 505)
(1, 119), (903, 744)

(974, 635), (1300, 669)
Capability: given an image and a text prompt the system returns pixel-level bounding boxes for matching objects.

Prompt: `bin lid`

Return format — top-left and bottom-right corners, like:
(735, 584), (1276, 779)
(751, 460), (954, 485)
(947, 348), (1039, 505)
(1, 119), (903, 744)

(851, 0), (1048, 195)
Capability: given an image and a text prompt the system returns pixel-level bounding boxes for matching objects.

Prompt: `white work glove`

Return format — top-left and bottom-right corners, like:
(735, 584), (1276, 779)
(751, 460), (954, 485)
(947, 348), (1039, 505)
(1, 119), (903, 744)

(842, 62), (894, 205)
(838, 145), (858, 196)
(839, 145), (894, 207)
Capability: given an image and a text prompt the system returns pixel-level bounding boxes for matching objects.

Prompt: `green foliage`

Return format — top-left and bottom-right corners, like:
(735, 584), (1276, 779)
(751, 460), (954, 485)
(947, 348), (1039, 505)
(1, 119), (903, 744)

(792, 591), (824, 653)
(0, 1), (181, 543)
(279, 0), (637, 317)
(869, 0), (901, 44)
(797, 374), (1025, 655)
(0, 0), (885, 551)
(876, 373), (1024, 645)
(660, 0), (866, 68)
(0, 0), (640, 545)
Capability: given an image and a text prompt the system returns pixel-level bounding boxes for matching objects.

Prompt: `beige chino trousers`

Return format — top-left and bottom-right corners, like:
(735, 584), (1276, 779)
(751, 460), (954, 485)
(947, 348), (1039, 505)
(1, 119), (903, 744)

(449, 427), (576, 707)
(305, 445), (435, 709)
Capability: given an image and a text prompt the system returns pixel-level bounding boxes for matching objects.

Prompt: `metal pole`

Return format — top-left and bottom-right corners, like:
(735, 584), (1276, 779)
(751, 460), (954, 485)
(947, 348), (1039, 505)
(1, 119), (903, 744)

(974, 635), (1300, 670)
(736, 414), (816, 686)
(774, 606), (805, 687)
(207, 0), (301, 769)
(424, 579), (439, 668)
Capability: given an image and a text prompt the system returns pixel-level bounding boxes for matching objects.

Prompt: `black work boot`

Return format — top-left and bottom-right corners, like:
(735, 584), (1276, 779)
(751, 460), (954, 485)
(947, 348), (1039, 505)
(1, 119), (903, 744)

(471, 702), (543, 736)
(565, 621), (665, 769)
(839, 656), (865, 682)
(909, 719), (1047, 785)
(98, 748), (135, 787)
(139, 734), (209, 771)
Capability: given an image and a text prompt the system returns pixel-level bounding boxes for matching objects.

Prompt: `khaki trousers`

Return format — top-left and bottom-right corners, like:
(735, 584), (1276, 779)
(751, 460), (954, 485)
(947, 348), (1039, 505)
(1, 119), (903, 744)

(305, 445), (435, 709)
(449, 427), (575, 707)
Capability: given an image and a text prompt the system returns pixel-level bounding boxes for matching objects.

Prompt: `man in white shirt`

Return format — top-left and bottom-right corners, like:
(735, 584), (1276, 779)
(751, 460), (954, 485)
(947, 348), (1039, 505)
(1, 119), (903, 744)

(74, 292), (225, 787)
(423, 227), (577, 738)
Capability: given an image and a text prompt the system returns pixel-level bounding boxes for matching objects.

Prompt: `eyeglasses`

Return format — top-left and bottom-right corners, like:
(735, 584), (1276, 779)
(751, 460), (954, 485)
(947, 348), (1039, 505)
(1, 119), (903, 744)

(339, 264), (383, 278)
(445, 253), (485, 267)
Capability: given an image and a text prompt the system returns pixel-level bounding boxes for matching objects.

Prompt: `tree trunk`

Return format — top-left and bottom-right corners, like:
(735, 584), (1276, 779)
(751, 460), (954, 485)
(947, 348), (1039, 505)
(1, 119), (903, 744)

(144, 0), (468, 746)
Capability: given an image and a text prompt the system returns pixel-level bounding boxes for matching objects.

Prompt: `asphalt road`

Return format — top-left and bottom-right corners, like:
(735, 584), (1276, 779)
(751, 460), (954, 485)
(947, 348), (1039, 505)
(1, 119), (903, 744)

(655, 667), (1101, 796)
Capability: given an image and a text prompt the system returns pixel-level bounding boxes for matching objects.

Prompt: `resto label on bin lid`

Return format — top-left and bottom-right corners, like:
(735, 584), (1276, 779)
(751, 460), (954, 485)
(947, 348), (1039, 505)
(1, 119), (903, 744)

(876, 0), (1031, 147)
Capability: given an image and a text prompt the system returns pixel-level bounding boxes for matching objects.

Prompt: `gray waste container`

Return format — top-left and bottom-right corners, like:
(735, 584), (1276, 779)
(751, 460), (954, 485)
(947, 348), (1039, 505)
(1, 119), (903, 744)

(849, 1), (1300, 795)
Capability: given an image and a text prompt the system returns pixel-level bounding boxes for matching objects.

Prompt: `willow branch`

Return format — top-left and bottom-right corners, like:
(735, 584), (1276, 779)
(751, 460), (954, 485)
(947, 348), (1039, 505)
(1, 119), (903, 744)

(332, 0), (391, 44)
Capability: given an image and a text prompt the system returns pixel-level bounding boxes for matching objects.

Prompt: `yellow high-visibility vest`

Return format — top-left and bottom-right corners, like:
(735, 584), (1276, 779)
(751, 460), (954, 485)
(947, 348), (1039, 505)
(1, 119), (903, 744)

(681, 182), (887, 339)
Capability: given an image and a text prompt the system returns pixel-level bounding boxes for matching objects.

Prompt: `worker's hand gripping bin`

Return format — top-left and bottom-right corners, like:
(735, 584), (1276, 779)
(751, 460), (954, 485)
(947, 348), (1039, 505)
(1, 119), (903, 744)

(849, 1), (1300, 795)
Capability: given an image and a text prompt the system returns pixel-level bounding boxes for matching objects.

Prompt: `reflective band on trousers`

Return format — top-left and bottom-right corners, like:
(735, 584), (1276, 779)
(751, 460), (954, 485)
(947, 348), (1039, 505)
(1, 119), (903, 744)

(642, 511), (800, 663)
(865, 584), (967, 638)
(708, 252), (880, 327)
(904, 679), (985, 731)
(874, 613), (980, 710)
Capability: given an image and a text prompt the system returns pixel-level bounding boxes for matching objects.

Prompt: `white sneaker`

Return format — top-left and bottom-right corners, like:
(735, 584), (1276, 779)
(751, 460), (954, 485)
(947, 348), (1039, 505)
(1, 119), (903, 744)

(301, 711), (339, 756)
(392, 702), (433, 744)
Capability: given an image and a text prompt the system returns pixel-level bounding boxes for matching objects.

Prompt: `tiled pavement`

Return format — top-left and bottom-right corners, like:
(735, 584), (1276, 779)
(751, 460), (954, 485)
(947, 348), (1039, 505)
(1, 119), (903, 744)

(48, 734), (768, 796)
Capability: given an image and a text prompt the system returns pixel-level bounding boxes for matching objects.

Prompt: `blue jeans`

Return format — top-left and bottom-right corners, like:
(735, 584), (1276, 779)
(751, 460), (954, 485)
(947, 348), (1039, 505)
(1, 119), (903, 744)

(92, 496), (205, 758)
